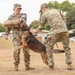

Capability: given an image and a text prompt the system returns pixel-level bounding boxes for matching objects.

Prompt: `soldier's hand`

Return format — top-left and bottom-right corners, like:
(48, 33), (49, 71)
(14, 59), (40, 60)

(35, 27), (43, 33)
(5, 35), (8, 40)
(34, 29), (39, 34)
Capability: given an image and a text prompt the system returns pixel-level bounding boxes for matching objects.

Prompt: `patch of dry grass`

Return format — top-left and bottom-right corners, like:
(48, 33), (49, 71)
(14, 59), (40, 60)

(0, 38), (13, 49)
(0, 38), (75, 75)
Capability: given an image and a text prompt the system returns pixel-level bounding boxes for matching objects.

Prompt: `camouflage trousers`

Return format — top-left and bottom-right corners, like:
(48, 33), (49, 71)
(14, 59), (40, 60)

(46, 32), (72, 67)
(13, 36), (30, 67)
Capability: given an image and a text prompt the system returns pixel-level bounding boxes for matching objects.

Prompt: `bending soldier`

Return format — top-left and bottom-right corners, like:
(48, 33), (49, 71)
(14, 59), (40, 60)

(36, 3), (73, 70)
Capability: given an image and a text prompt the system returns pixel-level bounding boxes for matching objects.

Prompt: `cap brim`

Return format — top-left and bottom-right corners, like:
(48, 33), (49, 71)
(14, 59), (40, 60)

(13, 7), (22, 11)
(17, 7), (22, 9)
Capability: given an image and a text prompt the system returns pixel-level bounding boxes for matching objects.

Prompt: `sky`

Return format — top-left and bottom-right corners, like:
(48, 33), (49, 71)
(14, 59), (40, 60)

(0, 0), (75, 25)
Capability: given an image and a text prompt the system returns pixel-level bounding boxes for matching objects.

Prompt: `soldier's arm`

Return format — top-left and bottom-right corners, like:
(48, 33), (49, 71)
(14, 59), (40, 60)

(5, 28), (11, 35)
(40, 14), (47, 29)
(4, 15), (12, 35)
(4, 28), (11, 40)
(8, 15), (21, 27)
(36, 14), (47, 33)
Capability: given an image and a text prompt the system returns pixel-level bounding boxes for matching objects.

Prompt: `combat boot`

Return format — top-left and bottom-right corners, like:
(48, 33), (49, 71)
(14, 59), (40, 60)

(15, 65), (18, 71)
(49, 65), (54, 69)
(25, 66), (35, 70)
(67, 64), (73, 70)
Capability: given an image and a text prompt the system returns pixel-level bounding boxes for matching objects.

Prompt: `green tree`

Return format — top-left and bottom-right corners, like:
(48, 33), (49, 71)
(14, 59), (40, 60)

(30, 20), (50, 30)
(60, 0), (75, 12)
(66, 9), (75, 30)
(48, 1), (60, 9)
(0, 23), (6, 32)
(43, 23), (50, 30)
(44, 0), (75, 13)
(71, 24), (75, 29)
(29, 20), (39, 29)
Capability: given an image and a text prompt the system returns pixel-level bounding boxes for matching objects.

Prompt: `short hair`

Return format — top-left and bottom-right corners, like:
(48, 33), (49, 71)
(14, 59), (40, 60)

(40, 3), (49, 12)
(41, 3), (49, 9)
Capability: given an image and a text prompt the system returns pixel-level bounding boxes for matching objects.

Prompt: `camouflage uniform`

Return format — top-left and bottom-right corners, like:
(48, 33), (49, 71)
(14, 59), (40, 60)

(5, 13), (30, 68)
(39, 7), (72, 68)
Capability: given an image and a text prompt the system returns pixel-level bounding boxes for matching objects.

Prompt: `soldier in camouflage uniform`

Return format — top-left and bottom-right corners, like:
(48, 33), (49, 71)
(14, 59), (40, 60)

(37, 3), (73, 70)
(5, 3), (35, 71)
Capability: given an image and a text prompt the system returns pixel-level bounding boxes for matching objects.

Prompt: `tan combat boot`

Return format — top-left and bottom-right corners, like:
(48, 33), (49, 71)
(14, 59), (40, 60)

(25, 66), (35, 70)
(49, 65), (54, 69)
(67, 64), (73, 70)
(15, 65), (18, 71)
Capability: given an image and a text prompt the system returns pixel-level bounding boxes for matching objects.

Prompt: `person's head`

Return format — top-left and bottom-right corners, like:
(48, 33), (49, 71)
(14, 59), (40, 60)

(13, 3), (22, 14)
(40, 3), (49, 13)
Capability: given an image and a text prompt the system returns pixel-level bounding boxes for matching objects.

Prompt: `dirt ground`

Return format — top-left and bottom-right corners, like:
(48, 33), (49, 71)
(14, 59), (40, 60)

(0, 38), (75, 75)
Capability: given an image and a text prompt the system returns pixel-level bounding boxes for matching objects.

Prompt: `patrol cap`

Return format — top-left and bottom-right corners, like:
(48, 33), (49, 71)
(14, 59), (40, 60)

(40, 3), (48, 12)
(14, 3), (22, 9)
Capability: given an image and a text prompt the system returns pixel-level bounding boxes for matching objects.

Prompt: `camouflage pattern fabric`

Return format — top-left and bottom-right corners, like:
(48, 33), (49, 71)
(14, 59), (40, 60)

(46, 32), (72, 67)
(5, 13), (30, 67)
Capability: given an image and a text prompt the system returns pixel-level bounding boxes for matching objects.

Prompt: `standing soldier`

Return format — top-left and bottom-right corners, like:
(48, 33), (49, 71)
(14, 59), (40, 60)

(4, 3), (35, 71)
(36, 3), (73, 70)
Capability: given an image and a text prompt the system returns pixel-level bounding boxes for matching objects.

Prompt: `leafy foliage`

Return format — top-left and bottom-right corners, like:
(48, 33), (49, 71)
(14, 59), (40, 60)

(29, 20), (39, 29)
(48, 1), (60, 9)
(48, 0), (75, 12)
(30, 20), (50, 30)
(66, 9), (75, 30)
(60, 0), (75, 12)
(43, 23), (50, 30)
(0, 23), (6, 32)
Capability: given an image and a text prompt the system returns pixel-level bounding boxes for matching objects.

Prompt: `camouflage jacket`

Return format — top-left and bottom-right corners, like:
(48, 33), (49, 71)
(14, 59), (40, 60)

(40, 8), (68, 35)
(5, 13), (27, 36)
